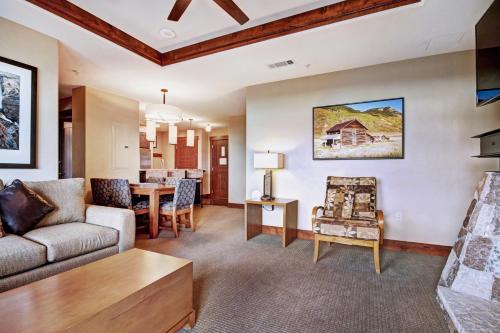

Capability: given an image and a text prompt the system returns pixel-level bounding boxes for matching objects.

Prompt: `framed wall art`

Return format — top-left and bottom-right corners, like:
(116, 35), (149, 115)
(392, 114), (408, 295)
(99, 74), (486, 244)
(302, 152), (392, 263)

(313, 97), (404, 160)
(0, 56), (37, 168)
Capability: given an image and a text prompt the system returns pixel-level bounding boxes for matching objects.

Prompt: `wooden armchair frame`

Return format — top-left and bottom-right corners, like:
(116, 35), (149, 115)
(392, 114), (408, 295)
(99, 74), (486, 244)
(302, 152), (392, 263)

(311, 206), (384, 273)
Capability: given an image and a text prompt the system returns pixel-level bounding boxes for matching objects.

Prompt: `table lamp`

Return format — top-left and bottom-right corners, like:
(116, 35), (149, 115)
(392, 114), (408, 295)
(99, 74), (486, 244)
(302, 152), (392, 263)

(254, 151), (284, 201)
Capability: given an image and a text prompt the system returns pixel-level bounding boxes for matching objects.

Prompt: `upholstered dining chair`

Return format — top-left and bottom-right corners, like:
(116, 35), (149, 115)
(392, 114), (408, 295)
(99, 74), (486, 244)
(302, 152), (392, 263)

(311, 176), (384, 273)
(159, 179), (196, 238)
(90, 178), (149, 227)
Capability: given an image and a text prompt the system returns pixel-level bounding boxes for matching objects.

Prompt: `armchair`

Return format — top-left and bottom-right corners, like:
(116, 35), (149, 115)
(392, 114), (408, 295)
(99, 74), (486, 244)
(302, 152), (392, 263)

(312, 176), (384, 273)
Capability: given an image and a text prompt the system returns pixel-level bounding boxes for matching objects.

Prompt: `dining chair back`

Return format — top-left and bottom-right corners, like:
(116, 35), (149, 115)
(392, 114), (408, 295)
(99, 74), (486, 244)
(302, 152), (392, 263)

(159, 179), (197, 237)
(90, 178), (132, 209)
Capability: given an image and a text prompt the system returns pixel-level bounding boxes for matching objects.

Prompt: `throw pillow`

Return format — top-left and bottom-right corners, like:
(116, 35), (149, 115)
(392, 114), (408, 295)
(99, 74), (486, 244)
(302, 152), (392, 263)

(0, 179), (55, 235)
(24, 178), (86, 227)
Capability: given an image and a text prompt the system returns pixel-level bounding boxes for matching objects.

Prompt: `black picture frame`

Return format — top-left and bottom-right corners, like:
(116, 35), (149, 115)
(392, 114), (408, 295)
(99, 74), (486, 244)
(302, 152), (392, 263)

(312, 97), (405, 160)
(0, 56), (37, 168)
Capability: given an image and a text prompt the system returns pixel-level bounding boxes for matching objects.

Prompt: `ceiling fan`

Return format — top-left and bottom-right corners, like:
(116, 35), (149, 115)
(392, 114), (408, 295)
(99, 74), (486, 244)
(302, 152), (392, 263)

(167, 0), (249, 25)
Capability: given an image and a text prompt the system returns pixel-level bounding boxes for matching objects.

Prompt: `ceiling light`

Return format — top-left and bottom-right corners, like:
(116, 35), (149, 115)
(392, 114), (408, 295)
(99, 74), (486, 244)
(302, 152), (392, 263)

(146, 89), (183, 124)
(159, 28), (176, 39)
(168, 124), (178, 145)
(205, 124), (212, 133)
(187, 119), (195, 147)
(146, 120), (156, 142)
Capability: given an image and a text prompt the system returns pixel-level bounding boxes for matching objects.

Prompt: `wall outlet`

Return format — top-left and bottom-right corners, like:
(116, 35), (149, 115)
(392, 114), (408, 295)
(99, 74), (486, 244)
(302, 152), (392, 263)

(395, 211), (403, 223)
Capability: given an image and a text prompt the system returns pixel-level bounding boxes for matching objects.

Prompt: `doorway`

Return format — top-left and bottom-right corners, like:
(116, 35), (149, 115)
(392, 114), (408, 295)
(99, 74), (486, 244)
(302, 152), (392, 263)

(210, 136), (228, 206)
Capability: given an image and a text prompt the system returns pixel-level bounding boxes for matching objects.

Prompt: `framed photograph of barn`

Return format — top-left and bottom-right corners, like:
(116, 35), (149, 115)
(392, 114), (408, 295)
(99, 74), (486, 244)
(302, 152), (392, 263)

(313, 98), (404, 160)
(0, 56), (37, 168)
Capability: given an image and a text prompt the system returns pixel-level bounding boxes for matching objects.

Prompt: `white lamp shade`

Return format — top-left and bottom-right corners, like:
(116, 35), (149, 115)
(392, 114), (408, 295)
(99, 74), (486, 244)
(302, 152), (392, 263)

(254, 152), (284, 169)
(205, 124), (212, 132)
(145, 103), (182, 124)
(146, 120), (156, 142)
(186, 129), (195, 147)
(168, 124), (178, 145)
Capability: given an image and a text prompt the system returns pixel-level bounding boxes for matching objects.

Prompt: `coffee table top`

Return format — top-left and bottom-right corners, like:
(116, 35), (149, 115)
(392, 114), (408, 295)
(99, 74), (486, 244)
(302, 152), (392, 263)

(0, 249), (192, 333)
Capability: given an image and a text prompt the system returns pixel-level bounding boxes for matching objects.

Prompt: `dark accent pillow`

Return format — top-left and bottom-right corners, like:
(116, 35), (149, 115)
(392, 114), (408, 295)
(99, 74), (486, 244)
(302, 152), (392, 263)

(0, 179), (55, 235)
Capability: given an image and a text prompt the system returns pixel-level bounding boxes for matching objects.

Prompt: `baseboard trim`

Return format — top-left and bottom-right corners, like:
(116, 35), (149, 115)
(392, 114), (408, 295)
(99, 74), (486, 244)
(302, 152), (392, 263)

(228, 203), (244, 209)
(260, 226), (451, 257)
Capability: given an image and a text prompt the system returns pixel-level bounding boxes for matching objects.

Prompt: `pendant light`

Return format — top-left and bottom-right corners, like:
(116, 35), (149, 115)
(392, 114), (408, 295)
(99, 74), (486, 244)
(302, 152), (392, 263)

(205, 124), (212, 133)
(168, 123), (178, 145)
(146, 120), (156, 142)
(145, 88), (183, 145)
(187, 119), (195, 147)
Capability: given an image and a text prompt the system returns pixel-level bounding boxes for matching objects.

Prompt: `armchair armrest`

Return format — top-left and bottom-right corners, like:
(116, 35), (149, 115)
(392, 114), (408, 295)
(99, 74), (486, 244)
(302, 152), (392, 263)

(376, 210), (384, 245)
(85, 205), (135, 252)
(312, 206), (324, 231)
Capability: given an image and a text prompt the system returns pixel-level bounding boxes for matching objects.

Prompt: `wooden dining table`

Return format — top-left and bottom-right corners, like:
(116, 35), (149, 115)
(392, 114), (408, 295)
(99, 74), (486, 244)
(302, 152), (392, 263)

(130, 183), (175, 238)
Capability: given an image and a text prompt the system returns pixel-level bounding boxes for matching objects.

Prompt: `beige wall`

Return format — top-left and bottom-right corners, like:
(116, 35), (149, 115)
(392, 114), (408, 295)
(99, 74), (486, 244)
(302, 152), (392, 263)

(228, 116), (246, 204)
(0, 18), (58, 181)
(246, 51), (500, 246)
(72, 86), (140, 198)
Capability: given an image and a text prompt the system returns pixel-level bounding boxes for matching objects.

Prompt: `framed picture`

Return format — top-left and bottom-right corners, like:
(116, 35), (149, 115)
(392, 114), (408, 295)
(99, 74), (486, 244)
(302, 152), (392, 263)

(313, 97), (404, 160)
(0, 56), (37, 168)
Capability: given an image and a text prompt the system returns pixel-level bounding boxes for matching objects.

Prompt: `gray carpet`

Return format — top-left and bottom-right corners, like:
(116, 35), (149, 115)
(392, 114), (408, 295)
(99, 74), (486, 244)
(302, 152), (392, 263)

(136, 206), (449, 333)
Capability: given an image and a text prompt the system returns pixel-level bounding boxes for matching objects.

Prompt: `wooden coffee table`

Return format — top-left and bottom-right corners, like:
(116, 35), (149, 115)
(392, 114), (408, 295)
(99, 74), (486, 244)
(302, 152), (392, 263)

(0, 249), (195, 333)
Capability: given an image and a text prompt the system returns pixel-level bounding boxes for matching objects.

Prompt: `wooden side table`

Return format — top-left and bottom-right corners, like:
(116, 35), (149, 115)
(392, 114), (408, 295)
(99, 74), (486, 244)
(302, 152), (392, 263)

(245, 198), (298, 247)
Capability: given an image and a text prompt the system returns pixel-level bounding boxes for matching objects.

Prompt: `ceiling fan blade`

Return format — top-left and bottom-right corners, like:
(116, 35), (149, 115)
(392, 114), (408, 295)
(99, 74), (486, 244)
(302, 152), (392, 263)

(213, 0), (249, 25)
(167, 0), (192, 21)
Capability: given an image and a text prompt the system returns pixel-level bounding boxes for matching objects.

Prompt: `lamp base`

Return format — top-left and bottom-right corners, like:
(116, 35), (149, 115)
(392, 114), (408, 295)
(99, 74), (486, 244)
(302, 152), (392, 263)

(260, 195), (274, 202)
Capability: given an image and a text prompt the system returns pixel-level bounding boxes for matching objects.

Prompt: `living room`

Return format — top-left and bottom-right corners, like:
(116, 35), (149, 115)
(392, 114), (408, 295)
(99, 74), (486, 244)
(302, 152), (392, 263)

(0, 0), (499, 332)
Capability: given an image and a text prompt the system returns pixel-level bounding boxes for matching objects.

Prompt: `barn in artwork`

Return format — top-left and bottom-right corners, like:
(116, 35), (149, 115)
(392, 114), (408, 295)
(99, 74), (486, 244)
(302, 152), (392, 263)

(325, 119), (368, 147)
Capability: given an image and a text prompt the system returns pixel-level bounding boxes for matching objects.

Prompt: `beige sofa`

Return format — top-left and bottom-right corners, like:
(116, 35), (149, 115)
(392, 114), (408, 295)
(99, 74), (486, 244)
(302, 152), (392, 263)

(0, 178), (135, 292)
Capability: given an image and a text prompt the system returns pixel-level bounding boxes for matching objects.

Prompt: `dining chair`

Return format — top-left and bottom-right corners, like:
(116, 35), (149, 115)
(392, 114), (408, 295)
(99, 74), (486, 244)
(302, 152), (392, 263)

(90, 178), (149, 229)
(159, 179), (196, 237)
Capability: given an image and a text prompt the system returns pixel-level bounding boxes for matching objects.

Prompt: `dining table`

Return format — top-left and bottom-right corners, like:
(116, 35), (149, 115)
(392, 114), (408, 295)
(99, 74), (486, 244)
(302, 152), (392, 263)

(130, 183), (175, 238)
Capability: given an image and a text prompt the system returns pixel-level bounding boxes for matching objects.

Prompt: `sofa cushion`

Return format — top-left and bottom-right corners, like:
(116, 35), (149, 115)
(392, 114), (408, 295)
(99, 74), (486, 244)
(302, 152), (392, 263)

(0, 216), (4, 238)
(0, 235), (47, 277)
(23, 223), (119, 262)
(314, 216), (379, 240)
(0, 180), (55, 235)
(24, 178), (86, 227)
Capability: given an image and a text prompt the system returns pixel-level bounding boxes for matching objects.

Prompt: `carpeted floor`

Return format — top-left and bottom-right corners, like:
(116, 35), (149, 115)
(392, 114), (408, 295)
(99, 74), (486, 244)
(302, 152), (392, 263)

(136, 205), (449, 333)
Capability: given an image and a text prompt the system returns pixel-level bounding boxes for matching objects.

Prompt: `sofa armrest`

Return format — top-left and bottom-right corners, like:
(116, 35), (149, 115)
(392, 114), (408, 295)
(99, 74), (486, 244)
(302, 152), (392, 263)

(376, 210), (384, 245)
(312, 206), (324, 231)
(85, 205), (135, 252)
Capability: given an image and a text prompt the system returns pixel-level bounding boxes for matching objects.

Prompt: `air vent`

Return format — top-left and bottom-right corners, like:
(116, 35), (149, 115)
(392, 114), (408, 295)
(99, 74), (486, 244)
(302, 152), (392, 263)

(268, 59), (294, 69)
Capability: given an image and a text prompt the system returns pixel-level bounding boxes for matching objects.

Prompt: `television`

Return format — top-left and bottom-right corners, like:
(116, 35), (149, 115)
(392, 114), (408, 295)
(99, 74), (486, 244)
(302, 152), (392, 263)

(476, 0), (500, 107)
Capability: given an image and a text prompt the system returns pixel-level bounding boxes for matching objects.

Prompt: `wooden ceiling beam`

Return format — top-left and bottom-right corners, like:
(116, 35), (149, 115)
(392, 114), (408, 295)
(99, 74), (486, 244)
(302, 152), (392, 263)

(26, 0), (163, 65)
(162, 0), (421, 66)
(27, 0), (421, 67)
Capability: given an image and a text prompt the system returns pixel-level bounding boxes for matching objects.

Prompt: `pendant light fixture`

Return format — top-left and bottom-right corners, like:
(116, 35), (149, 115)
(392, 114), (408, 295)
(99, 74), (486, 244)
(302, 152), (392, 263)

(146, 120), (156, 142)
(187, 119), (195, 147)
(205, 124), (212, 133)
(168, 123), (177, 145)
(145, 88), (183, 144)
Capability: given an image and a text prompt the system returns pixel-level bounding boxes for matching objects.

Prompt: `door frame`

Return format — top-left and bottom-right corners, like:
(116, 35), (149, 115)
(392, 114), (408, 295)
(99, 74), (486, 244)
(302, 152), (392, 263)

(210, 135), (229, 206)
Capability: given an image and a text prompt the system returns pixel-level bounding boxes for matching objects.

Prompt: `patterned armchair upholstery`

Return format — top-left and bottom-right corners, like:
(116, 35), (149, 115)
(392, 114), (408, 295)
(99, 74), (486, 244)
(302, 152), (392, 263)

(90, 178), (149, 214)
(312, 177), (384, 273)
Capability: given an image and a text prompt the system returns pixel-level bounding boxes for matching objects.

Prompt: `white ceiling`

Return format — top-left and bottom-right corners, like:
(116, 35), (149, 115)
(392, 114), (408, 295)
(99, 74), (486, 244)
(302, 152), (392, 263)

(0, 0), (494, 129)
(69, 0), (345, 52)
